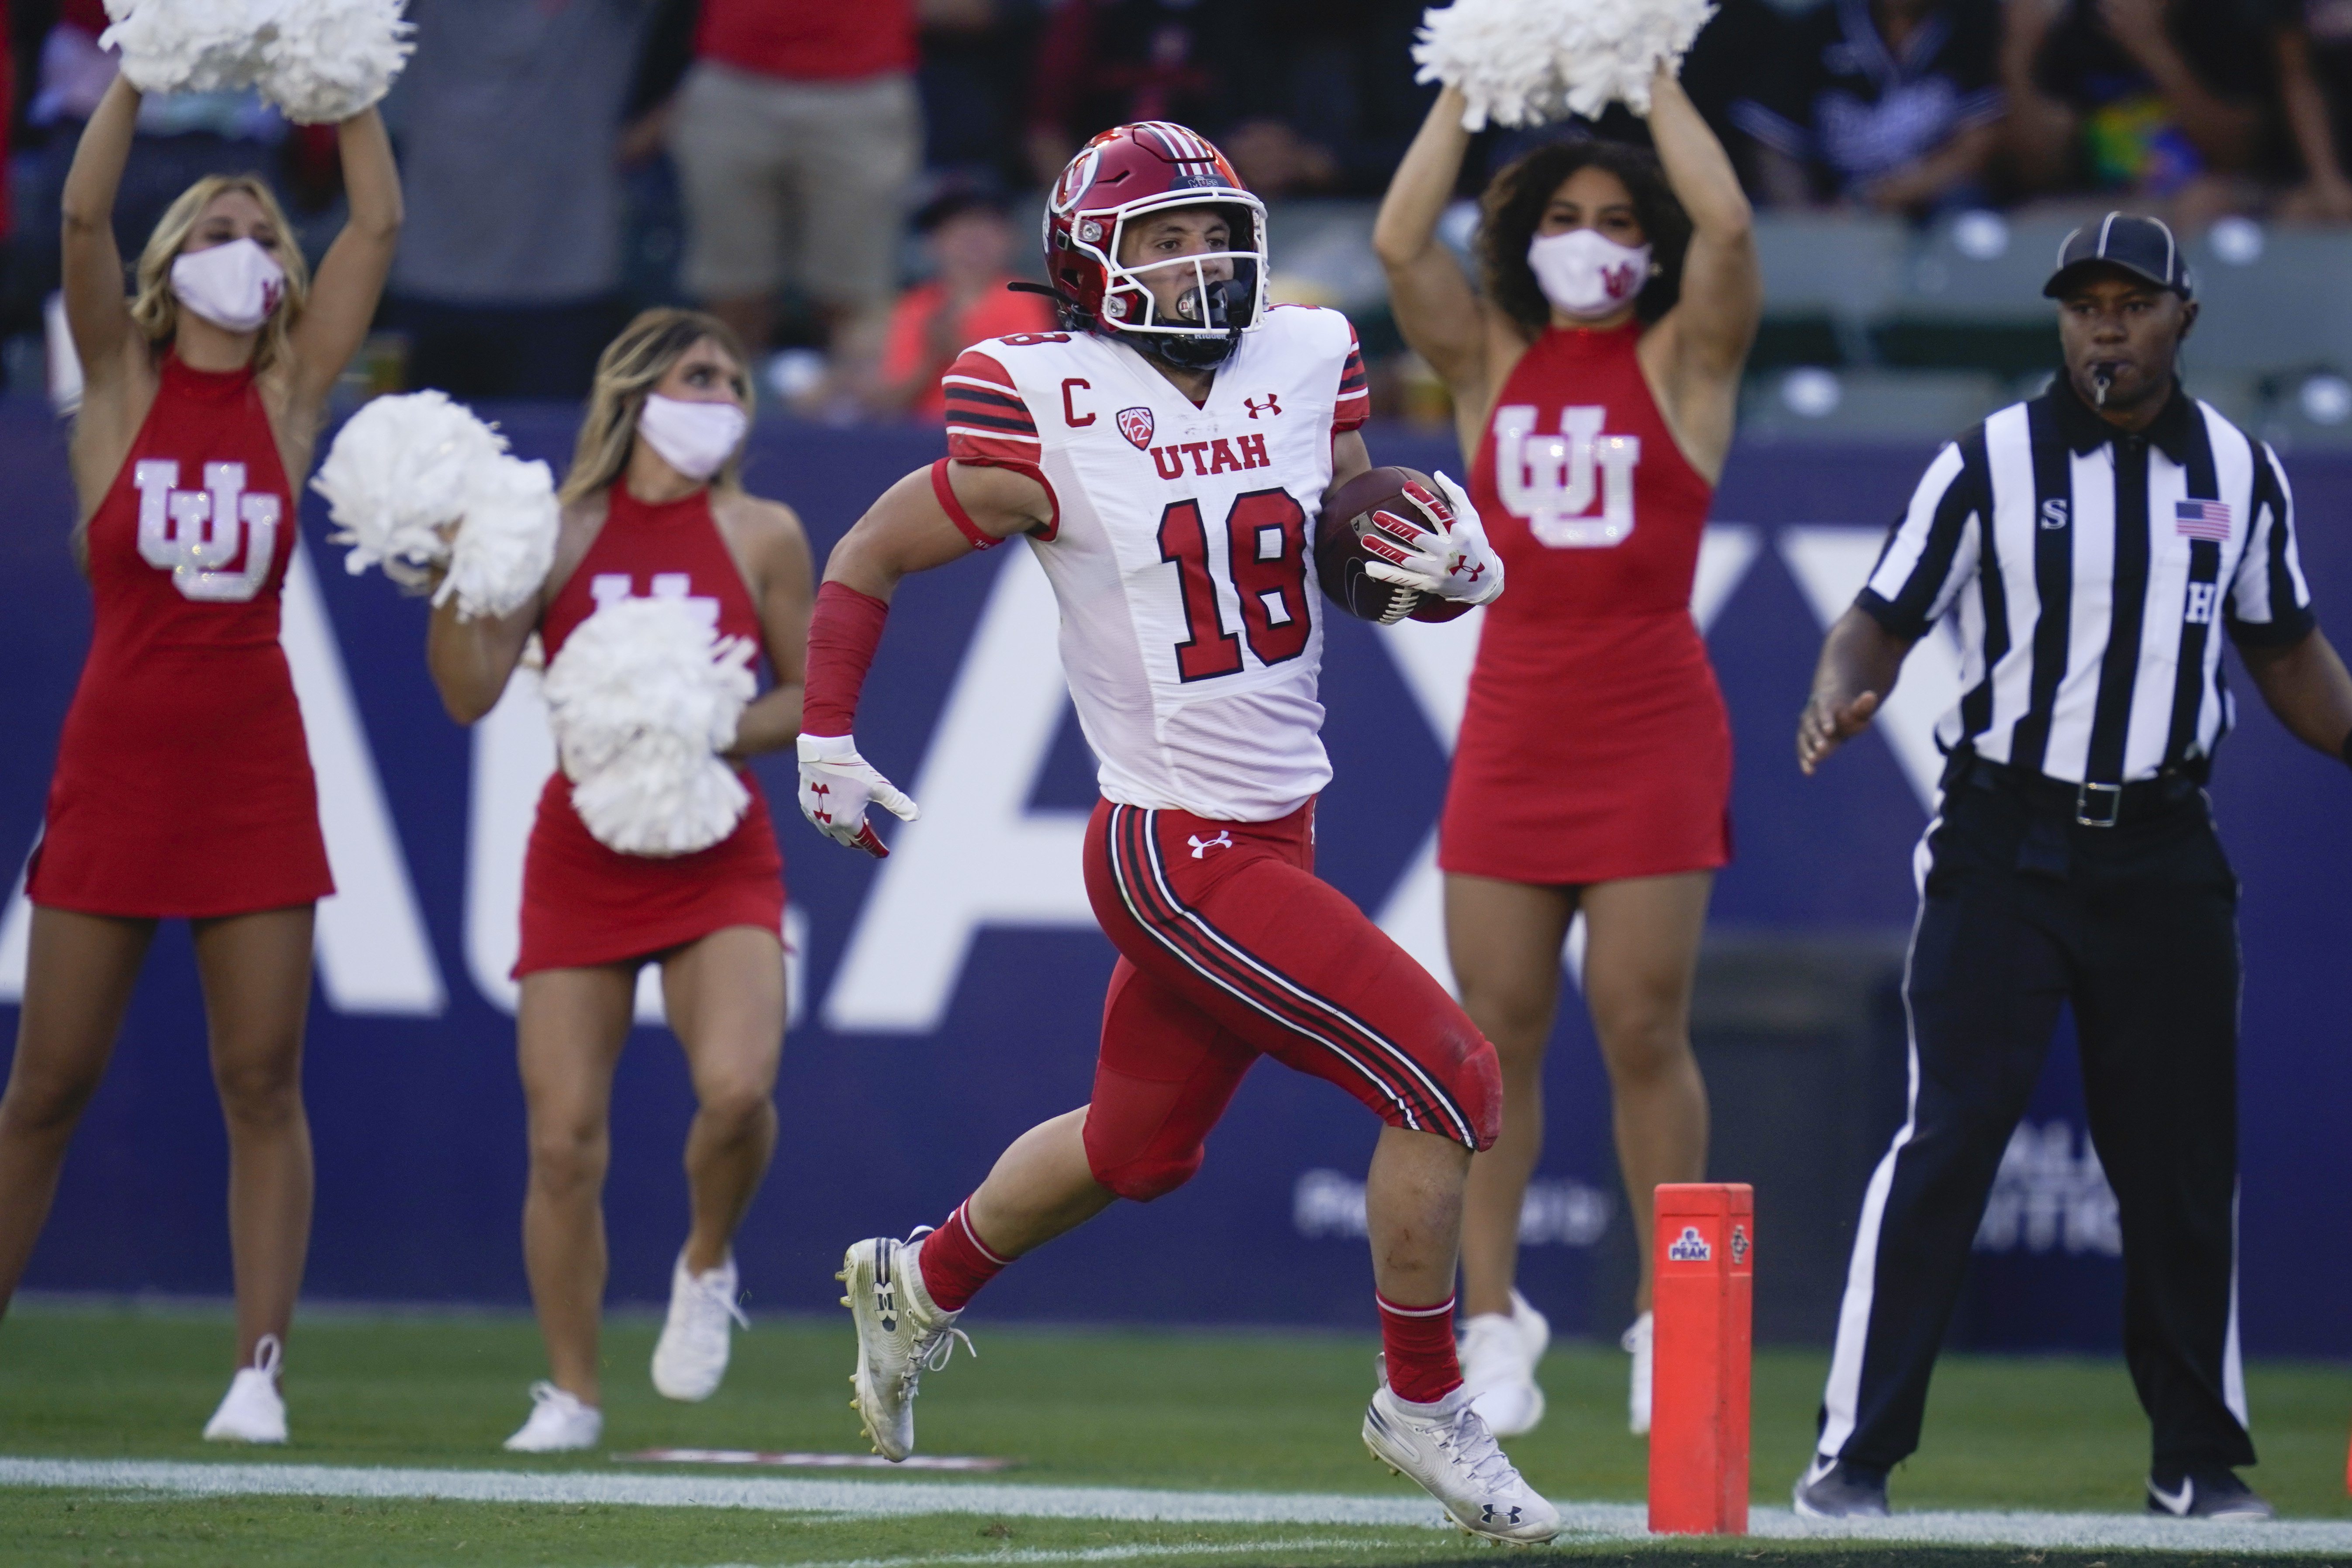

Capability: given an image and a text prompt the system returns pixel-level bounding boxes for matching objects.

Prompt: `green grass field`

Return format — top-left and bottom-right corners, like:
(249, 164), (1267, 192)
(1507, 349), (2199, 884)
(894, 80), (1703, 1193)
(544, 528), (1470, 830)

(0, 1301), (2345, 1567)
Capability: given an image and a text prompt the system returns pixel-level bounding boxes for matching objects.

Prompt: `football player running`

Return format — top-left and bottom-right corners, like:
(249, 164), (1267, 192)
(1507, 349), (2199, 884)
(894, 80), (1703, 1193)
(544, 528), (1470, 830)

(796, 123), (1549, 1543)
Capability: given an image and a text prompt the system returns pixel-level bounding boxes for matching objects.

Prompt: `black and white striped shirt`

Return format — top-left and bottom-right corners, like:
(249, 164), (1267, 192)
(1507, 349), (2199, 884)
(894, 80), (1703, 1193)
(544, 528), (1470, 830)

(1861, 378), (2316, 786)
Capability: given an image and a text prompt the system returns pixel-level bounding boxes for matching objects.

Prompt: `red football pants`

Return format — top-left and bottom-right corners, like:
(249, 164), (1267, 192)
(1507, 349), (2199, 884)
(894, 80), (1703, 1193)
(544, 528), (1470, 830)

(1080, 797), (1502, 1202)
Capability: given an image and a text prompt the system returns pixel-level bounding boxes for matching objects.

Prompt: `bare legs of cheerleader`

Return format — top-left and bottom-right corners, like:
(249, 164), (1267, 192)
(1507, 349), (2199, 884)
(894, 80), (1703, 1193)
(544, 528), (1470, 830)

(515, 924), (783, 1405)
(1447, 872), (1712, 1319)
(0, 904), (316, 1367)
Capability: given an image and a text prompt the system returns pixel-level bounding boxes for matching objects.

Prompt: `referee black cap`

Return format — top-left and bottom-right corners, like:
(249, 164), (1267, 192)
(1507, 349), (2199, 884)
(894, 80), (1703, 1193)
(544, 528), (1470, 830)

(2044, 213), (2193, 300)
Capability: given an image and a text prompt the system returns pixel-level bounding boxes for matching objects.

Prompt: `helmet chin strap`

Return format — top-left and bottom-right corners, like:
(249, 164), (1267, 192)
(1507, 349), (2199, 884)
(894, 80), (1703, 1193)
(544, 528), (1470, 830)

(1135, 271), (1248, 370)
(1143, 331), (1238, 371)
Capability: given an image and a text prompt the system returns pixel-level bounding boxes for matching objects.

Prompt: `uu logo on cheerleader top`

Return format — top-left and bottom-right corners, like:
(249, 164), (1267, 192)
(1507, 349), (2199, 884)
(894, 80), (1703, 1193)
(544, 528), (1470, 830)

(1492, 404), (1641, 549)
(131, 459), (282, 603)
(1667, 1225), (1711, 1262)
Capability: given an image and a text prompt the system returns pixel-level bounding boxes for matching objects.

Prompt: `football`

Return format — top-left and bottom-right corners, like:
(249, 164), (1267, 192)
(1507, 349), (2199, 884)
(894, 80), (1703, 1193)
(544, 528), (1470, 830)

(1315, 465), (1469, 624)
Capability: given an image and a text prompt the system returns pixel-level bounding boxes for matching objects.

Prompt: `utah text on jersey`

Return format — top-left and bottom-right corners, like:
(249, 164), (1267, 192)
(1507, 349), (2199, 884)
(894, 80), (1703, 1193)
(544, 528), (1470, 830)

(1493, 405), (1641, 548)
(938, 306), (1369, 822)
(132, 458), (283, 602)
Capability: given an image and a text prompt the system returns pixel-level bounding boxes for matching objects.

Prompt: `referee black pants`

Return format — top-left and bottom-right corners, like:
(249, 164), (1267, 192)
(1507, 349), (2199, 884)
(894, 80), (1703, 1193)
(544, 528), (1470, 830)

(1817, 766), (2254, 1475)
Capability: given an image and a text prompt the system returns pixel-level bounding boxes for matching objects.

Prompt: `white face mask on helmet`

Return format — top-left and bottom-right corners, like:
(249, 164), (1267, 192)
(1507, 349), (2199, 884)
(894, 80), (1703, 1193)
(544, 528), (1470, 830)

(1525, 228), (1653, 320)
(638, 393), (748, 482)
(170, 238), (286, 333)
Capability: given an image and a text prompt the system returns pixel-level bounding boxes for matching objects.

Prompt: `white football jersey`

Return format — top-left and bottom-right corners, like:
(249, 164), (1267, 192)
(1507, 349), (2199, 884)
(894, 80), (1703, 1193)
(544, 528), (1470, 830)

(942, 307), (1369, 821)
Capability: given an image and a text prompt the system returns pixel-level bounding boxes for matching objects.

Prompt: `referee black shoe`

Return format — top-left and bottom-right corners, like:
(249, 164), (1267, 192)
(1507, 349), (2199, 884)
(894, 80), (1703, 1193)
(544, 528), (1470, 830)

(2146, 1467), (2273, 1521)
(1792, 1456), (1890, 1518)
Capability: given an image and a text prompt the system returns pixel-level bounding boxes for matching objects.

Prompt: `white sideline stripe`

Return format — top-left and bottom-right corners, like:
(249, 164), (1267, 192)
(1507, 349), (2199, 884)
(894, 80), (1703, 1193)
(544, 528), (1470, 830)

(0, 1460), (1451, 1528)
(6, 1459), (2352, 1555)
(707, 1541), (1384, 1568)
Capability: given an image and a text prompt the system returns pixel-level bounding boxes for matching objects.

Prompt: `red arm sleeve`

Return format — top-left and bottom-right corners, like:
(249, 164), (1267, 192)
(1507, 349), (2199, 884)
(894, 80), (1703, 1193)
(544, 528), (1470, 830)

(801, 580), (891, 737)
(941, 347), (1061, 540)
(1333, 322), (1369, 434)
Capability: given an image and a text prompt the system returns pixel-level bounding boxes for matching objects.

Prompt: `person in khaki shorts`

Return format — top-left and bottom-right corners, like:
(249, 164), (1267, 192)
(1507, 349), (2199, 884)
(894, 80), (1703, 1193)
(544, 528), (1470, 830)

(671, 0), (921, 383)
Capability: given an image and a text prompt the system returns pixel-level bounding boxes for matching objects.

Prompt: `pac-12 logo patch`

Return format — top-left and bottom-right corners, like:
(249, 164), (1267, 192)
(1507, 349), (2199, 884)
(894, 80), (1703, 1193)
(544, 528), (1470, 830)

(1667, 1225), (1711, 1263)
(1730, 1223), (1750, 1265)
(1117, 407), (1155, 450)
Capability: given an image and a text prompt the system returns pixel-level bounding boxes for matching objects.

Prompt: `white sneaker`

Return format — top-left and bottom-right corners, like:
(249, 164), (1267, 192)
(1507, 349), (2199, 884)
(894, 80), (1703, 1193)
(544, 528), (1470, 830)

(1624, 1311), (1653, 1436)
(1363, 1378), (1562, 1544)
(502, 1381), (602, 1452)
(1459, 1288), (1549, 1437)
(651, 1248), (748, 1402)
(838, 1232), (973, 1462)
(201, 1334), (286, 1444)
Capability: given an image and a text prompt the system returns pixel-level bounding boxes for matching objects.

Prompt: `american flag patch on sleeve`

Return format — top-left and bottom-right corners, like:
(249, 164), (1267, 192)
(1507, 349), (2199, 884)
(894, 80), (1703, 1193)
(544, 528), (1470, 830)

(2175, 500), (2233, 540)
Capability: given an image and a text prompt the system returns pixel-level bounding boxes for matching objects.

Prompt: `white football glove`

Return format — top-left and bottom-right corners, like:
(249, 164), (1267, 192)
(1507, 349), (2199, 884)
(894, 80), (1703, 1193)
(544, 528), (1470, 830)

(1429, 471), (1505, 606)
(1359, 471), (1505, 607)
(797, 733), (919, 858)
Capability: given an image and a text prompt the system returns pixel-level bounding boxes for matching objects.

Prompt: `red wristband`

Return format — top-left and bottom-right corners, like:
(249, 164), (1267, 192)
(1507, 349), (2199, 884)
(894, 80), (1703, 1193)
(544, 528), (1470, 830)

(803, 580), (890, 737)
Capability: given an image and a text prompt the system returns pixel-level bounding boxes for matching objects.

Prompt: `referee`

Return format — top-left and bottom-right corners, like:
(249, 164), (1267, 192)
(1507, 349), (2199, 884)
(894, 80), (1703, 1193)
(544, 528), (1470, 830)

(1790, 214), (2352, 1522)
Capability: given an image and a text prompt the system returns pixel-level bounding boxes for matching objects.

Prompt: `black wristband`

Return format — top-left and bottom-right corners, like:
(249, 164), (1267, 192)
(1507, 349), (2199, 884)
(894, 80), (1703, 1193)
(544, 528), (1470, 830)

(2341, 729), (2352, 771)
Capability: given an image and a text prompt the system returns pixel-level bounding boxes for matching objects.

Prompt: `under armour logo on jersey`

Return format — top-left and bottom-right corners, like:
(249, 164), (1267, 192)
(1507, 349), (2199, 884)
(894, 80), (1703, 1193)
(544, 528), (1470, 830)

(591, 571), (720, 627)
(1492, 405), (1640, 549)
(131, 458), (282, 603)
(1481, 1505), (1522, 1525)
(1187, 831), (1233, 858)
(1245, 393), (1281, 419)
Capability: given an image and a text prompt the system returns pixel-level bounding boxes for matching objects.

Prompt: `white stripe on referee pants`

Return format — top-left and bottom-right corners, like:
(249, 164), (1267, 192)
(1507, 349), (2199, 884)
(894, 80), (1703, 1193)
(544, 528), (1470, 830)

(1817, 810), (1940, 1462)
(2224, 1182), (2247, 1429)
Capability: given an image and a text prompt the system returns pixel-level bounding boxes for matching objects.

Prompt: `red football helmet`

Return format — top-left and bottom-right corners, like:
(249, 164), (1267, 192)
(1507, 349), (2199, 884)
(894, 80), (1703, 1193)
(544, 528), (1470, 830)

(1042, 121), (1269, 368)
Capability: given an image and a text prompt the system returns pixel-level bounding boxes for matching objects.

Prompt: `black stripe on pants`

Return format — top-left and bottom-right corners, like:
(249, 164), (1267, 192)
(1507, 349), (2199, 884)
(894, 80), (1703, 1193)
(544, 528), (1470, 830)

(1816, 772), (2254, 1474)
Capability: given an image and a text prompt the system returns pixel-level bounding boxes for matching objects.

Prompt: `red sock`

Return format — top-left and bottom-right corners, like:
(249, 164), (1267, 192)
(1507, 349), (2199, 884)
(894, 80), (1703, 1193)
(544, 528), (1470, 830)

(1378, 1292), (1463, 1404)
(914, 1202), (1011, 1313)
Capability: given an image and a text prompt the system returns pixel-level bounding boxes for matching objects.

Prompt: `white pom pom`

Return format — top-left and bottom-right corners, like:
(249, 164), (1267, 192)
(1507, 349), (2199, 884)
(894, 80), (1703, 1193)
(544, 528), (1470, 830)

(1414, 0), (1715, 128)
(541, 598), (759, 858)
(100, 0), (279, 97)
(258, 0), (414, 124)
(435, 455), (559, 622)
(313, 391), (508, 590)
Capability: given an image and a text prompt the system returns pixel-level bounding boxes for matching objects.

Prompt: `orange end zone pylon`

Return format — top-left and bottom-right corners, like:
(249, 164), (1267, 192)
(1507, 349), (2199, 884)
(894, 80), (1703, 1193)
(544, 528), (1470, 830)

(1648, 1182), (1754, 1536)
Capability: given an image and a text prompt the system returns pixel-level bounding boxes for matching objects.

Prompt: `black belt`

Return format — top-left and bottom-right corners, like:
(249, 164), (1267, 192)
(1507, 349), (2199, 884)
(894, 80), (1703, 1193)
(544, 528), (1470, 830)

(1951, 754), (2206, 828)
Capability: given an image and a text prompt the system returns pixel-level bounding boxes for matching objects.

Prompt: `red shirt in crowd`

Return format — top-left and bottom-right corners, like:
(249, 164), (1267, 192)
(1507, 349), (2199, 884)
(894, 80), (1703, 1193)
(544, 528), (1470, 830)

(695, 0), (917, 81)
(879, 280), (1056, 420)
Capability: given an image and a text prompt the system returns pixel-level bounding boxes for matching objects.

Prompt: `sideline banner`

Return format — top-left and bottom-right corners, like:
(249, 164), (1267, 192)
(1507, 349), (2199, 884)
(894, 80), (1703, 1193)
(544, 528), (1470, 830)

(1, 409), (2344, 1354)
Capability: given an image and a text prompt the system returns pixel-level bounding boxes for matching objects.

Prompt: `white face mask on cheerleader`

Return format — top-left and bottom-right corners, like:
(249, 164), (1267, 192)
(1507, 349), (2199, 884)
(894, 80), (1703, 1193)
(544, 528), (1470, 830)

(169, 238), (286, 333)
(1526, 228), (1653, 320)
(638, 393), (748, 481)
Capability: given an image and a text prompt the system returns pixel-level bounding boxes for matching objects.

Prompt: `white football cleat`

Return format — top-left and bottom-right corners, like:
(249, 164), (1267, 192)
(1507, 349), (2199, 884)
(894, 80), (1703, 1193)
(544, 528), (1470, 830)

(838, 1233), (973, 1462)
(1363, 1378), (1561, 1544)
(502, 1381), (603, 1452)
(1459, 1288), (1549, 1437)
(1624, 1311), (1653, 1436)
(652, 1248), (748, 1402)
(202, 1334), (286, 1444)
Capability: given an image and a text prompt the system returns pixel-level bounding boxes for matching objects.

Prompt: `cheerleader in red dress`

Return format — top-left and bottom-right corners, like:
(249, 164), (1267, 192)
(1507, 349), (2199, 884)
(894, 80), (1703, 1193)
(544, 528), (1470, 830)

(1376, 69), (1761, 1436)
(425, 310), (811, 1452)
(0, 77), (401, 1441)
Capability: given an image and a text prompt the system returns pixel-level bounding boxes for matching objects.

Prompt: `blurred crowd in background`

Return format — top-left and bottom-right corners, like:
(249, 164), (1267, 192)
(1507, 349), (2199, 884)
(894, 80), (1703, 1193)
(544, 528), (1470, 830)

(0, 0), (2348, 423)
